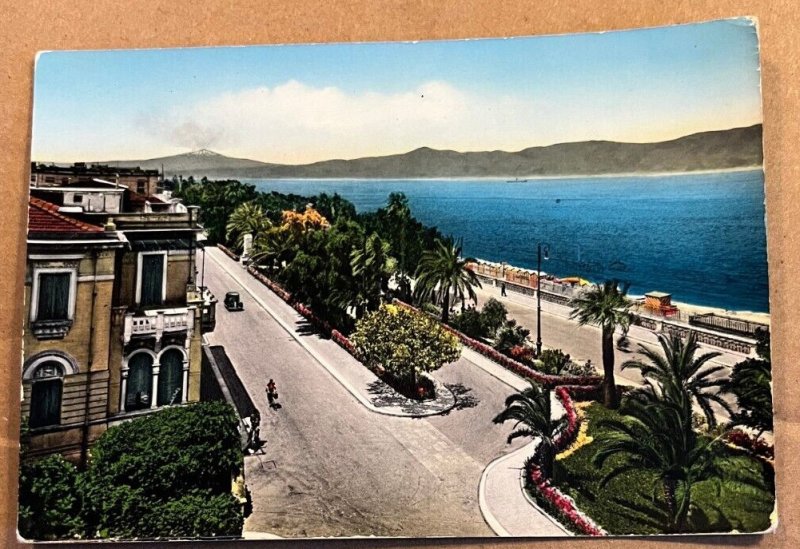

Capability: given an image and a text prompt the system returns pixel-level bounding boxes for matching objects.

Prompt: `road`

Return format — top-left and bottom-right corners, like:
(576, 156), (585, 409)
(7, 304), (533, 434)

(470, 282), (749, 388)
(203, 248), (526, 538)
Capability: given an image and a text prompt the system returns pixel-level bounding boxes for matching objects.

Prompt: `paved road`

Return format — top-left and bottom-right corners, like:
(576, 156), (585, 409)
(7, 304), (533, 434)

(203, 249), (527, 538)
(471, 283), (748, 388)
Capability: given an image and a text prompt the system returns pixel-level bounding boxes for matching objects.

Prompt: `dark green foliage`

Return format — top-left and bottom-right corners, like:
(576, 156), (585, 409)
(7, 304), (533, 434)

(175, 179), (259, 244)
(493, 381), (566, 479)
(725, 358), (773, 438)
(450, 307), (486, 339)
(539, 349), (571, 375)
(80, 401), (243, 539)
(480, 298), (508, 334)
(554, 404), (775, 534)
(137, 490), (243, 539)
(18, 455), (84, 540)
(494, 320), (530, 353)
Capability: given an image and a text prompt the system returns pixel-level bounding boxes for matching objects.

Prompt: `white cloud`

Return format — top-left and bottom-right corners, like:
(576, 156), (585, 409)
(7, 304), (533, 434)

(146, 80), (555, 163)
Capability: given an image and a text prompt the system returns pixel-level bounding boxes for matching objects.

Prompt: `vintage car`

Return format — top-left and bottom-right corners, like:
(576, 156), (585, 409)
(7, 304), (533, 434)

(224, 291), (244, 311)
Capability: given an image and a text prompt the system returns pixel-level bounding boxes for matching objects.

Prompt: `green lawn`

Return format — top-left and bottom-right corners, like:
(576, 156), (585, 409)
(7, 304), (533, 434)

(551, 403), (775, 535)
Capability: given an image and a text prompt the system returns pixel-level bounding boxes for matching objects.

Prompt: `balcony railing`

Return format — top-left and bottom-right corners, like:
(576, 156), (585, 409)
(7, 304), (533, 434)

(123, 307), (194, 343)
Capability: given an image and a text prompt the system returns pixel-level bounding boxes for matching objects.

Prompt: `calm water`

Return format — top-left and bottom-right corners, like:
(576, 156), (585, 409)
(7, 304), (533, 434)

(244, 170), (769, 312)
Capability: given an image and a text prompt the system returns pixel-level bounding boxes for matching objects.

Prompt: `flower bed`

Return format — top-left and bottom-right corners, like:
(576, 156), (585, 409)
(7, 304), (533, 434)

(244, 266), (357, 355)
(525, 386), (606, 536)
(724, 429), (775, 461)
(217, 243), (240, 262)
(393, 299), (602, 389)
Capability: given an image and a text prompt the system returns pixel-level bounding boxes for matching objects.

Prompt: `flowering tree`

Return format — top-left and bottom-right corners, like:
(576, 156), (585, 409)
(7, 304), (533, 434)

(350, 303), (461, 387)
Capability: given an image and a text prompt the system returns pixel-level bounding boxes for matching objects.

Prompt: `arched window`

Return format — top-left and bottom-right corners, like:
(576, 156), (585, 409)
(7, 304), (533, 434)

(29, 361), (64, 428)
(126, 353), (153, 411)
(157, 349), (184, 406)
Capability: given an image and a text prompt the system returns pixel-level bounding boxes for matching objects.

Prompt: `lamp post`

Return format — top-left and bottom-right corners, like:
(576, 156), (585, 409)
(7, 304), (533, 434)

(536, 243), (550, 357)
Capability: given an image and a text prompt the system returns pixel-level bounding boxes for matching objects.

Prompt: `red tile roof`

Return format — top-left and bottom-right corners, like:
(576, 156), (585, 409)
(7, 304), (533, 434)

(28, 196), (104, 234)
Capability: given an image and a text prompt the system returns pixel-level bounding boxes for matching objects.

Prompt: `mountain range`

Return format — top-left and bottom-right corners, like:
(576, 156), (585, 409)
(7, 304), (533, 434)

(98, 124), (763, 179)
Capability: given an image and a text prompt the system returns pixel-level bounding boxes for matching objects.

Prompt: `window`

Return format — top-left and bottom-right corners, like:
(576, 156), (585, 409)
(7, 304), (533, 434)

(36, 272), (71, 321)
(73, 193), (83, 203)
(157, 349), (184, 405)
(137, 179), (146, 194)
(126, 353), (153, 411)
(139, 253), (165, 306)
(44, 176), (55, 183)
(29, 362), (64, 428)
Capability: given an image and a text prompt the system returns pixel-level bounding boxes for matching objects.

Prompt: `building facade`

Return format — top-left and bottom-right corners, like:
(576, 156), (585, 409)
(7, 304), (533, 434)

(22, 184), (215, 463)
(31, 162), (161, 196)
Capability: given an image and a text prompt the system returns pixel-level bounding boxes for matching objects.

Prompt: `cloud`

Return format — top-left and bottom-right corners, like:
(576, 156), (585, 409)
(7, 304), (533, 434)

(143, 80), (552, 163)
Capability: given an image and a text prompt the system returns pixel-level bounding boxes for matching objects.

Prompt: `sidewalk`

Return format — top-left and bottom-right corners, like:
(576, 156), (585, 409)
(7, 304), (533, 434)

(207, 248), (455, 418)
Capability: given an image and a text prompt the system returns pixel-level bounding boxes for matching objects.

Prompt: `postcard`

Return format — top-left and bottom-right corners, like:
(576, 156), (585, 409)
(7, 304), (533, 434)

(19, 17), (774, 541)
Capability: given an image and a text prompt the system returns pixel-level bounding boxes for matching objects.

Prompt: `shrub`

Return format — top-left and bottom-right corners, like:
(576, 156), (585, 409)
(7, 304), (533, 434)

(451, 307), (487, 339)
(540, 349), (571, 375)
(725, 357), (772, 439)
(81, 401), (243, 538)
(495, 320), (530, 353)
(725, 429), (774, 460)
(481, 298), (508, 334)
(18, 455), (84, 540)
(510, 345), (535, 364)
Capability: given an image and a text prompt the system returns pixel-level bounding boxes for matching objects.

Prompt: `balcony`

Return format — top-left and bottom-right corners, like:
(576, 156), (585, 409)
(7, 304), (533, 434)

(31, 318), (73, 340)
(123, 307), (194, 344)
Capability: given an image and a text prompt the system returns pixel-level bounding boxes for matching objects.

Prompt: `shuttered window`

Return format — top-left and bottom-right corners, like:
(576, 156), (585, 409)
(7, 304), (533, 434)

(157, 349), (184, 405)
(126, 353), (153, 411)
(29, 362), (64, 428)
(140, 254), (164, 306)
(36, 273), (71, 321)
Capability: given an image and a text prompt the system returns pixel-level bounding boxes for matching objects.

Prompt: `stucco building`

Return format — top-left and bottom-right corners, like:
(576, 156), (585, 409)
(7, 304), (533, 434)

(22, 183), (216, 463)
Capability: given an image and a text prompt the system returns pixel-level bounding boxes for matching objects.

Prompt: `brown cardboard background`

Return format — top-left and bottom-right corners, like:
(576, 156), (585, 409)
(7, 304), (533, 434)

(0, 1), (797, 547)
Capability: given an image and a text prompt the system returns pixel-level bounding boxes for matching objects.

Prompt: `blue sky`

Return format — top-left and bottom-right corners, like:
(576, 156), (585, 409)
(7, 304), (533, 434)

(32, 18), (762, 164)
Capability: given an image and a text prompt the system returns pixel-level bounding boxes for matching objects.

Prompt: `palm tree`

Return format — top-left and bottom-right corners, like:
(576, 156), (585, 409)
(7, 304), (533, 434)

(593, 396), (721, 533)
(225, 202), (271, 251)
(249, 227), (295, 271)
(493, 381), (567, 479)
(569, 280), (632, 409)
(348, 233), (396, 317)
(414, 238), (481, 324)
(623, 331), (732, 428)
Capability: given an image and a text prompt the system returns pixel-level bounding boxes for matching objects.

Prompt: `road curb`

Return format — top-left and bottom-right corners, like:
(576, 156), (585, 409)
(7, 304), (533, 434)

(208, 250), (456, 419)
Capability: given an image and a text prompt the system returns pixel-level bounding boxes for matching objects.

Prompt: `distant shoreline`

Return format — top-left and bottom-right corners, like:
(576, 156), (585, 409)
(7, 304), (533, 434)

(236, 166), (763, 182)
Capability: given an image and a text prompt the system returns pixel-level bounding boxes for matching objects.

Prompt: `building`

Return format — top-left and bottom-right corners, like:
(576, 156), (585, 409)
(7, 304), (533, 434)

(21, 182), (216, 463)
(30, 162), (162, 196)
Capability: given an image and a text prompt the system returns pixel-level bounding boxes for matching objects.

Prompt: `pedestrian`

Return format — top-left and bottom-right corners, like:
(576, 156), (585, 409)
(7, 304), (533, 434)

(266, 379), (277, 407)
(501, 282), (507, 297)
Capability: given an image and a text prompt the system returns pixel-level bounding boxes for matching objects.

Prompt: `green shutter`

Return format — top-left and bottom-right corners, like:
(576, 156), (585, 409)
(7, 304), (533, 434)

(157, 349), (184, 405)
(29, 379), (62, 428)
(126, 354), (153, 410)
(37, 273), (70, 321)
(140, 254), (164, 306)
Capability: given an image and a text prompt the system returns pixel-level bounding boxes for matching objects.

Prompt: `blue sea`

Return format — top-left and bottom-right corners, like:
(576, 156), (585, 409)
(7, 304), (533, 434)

(244, 170), (769, 313)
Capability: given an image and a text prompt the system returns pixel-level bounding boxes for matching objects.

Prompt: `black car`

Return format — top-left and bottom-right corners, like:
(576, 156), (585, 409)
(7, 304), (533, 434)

(224, 291), (244, 311)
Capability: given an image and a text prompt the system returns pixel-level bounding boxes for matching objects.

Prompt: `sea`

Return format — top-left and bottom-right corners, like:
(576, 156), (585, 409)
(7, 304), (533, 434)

(243, 169), (769, 313)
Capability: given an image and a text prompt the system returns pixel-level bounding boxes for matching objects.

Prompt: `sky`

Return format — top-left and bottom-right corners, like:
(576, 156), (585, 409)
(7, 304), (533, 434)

(31, 18), (762, 165)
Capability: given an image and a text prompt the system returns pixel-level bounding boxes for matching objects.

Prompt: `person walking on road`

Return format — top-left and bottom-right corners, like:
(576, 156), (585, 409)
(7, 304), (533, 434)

(266, 379), (278, 408)
(501, 282), (507, 297)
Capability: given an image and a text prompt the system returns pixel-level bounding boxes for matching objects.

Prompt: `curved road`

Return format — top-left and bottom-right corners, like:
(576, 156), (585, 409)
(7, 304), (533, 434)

(203, 249), (526, 538)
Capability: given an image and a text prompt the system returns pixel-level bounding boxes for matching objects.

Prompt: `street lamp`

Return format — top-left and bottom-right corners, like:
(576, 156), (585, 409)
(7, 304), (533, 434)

(536, 243), (550, 357)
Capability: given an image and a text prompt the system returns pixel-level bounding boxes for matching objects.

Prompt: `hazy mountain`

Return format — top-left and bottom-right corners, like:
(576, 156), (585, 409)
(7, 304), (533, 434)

(99, 125), (763, 179)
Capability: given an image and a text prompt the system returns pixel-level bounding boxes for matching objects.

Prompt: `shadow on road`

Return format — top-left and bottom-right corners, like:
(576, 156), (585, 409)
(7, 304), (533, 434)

(444, 383), (480, 411)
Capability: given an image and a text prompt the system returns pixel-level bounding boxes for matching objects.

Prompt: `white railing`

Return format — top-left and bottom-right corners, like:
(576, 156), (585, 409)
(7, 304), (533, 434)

(123, 307), (194, 343)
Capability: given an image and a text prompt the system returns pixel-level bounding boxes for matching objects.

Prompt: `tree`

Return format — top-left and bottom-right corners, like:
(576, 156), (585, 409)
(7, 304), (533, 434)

(480, 298), (508, 335)
(349, 233), (396, 317)
(225, 201), (271, 250)
(79, 401), (243, 539)
(592, 396), (720, 533)
(725, 357), (773, 440)
(569, 280), (633, 408)
(18, 454), (84, 540)
(622, 331), (732, 428)
(492, 381), (567, 479)
(414, 238), (482, 324)
(350, 303), (461, 388)
(539, 348), (571, 376)
(494, 319), (530, 353)
(451, 307), (486, 339)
